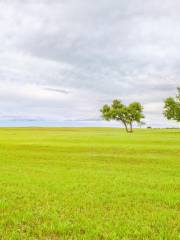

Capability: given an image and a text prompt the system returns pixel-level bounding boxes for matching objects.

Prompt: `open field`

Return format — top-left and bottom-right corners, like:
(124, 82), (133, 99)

(0, 128), (179, 240)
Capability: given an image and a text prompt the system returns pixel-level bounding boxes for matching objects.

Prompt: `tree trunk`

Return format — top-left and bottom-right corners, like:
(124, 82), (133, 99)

(129, 122), (133, 133)
(123, 121), (132, 133)
(124, 123), (129, 132)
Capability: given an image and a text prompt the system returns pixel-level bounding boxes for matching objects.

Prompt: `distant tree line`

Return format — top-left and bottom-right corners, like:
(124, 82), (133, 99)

(100, 87), (180, 133)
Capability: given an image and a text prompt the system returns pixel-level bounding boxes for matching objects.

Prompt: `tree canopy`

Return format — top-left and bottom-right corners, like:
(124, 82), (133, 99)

(164, 87), (180, 122)
(100, 99), (144, 132)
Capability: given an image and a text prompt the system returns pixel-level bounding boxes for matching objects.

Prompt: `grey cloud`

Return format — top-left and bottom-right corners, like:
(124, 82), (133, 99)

(44, 87), (70, 94)
(0, 0), (180, 127)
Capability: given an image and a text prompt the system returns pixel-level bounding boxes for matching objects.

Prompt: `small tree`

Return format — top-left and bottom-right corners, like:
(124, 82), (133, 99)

(100, 99), (144, 133)
(164, 87), (180, 123)
(137, 121), (146, 128)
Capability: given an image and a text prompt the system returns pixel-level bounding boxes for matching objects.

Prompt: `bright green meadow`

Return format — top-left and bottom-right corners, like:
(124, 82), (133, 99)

(0, 128), (179, 240)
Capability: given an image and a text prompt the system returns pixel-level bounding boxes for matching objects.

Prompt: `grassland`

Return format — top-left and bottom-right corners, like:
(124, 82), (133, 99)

(0, 127), (179, 240)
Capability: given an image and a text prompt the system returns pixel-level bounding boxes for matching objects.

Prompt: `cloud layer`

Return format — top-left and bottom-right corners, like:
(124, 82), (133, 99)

(0, 0), (179, 126)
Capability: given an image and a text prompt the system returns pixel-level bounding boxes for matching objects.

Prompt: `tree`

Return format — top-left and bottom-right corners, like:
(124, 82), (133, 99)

(164, 87), (180, 123)
(137, 121), (146, 128)
(100, 99), (144, 133)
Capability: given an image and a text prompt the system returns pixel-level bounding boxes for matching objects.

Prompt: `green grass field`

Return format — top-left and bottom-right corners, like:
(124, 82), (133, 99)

(0, 128), (179, 240)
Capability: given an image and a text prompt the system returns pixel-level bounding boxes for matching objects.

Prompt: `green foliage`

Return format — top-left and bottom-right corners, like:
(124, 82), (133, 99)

(164, 87), (180, 122)
(0, 128), (179, 239)
(101, 99), (144, 132)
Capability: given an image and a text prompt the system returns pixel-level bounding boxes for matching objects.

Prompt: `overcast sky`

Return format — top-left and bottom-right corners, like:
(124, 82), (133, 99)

(0, 0), (179, 127)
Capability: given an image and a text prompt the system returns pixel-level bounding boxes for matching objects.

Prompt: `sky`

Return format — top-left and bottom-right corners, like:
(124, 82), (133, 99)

(0, 0), (179, 127)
